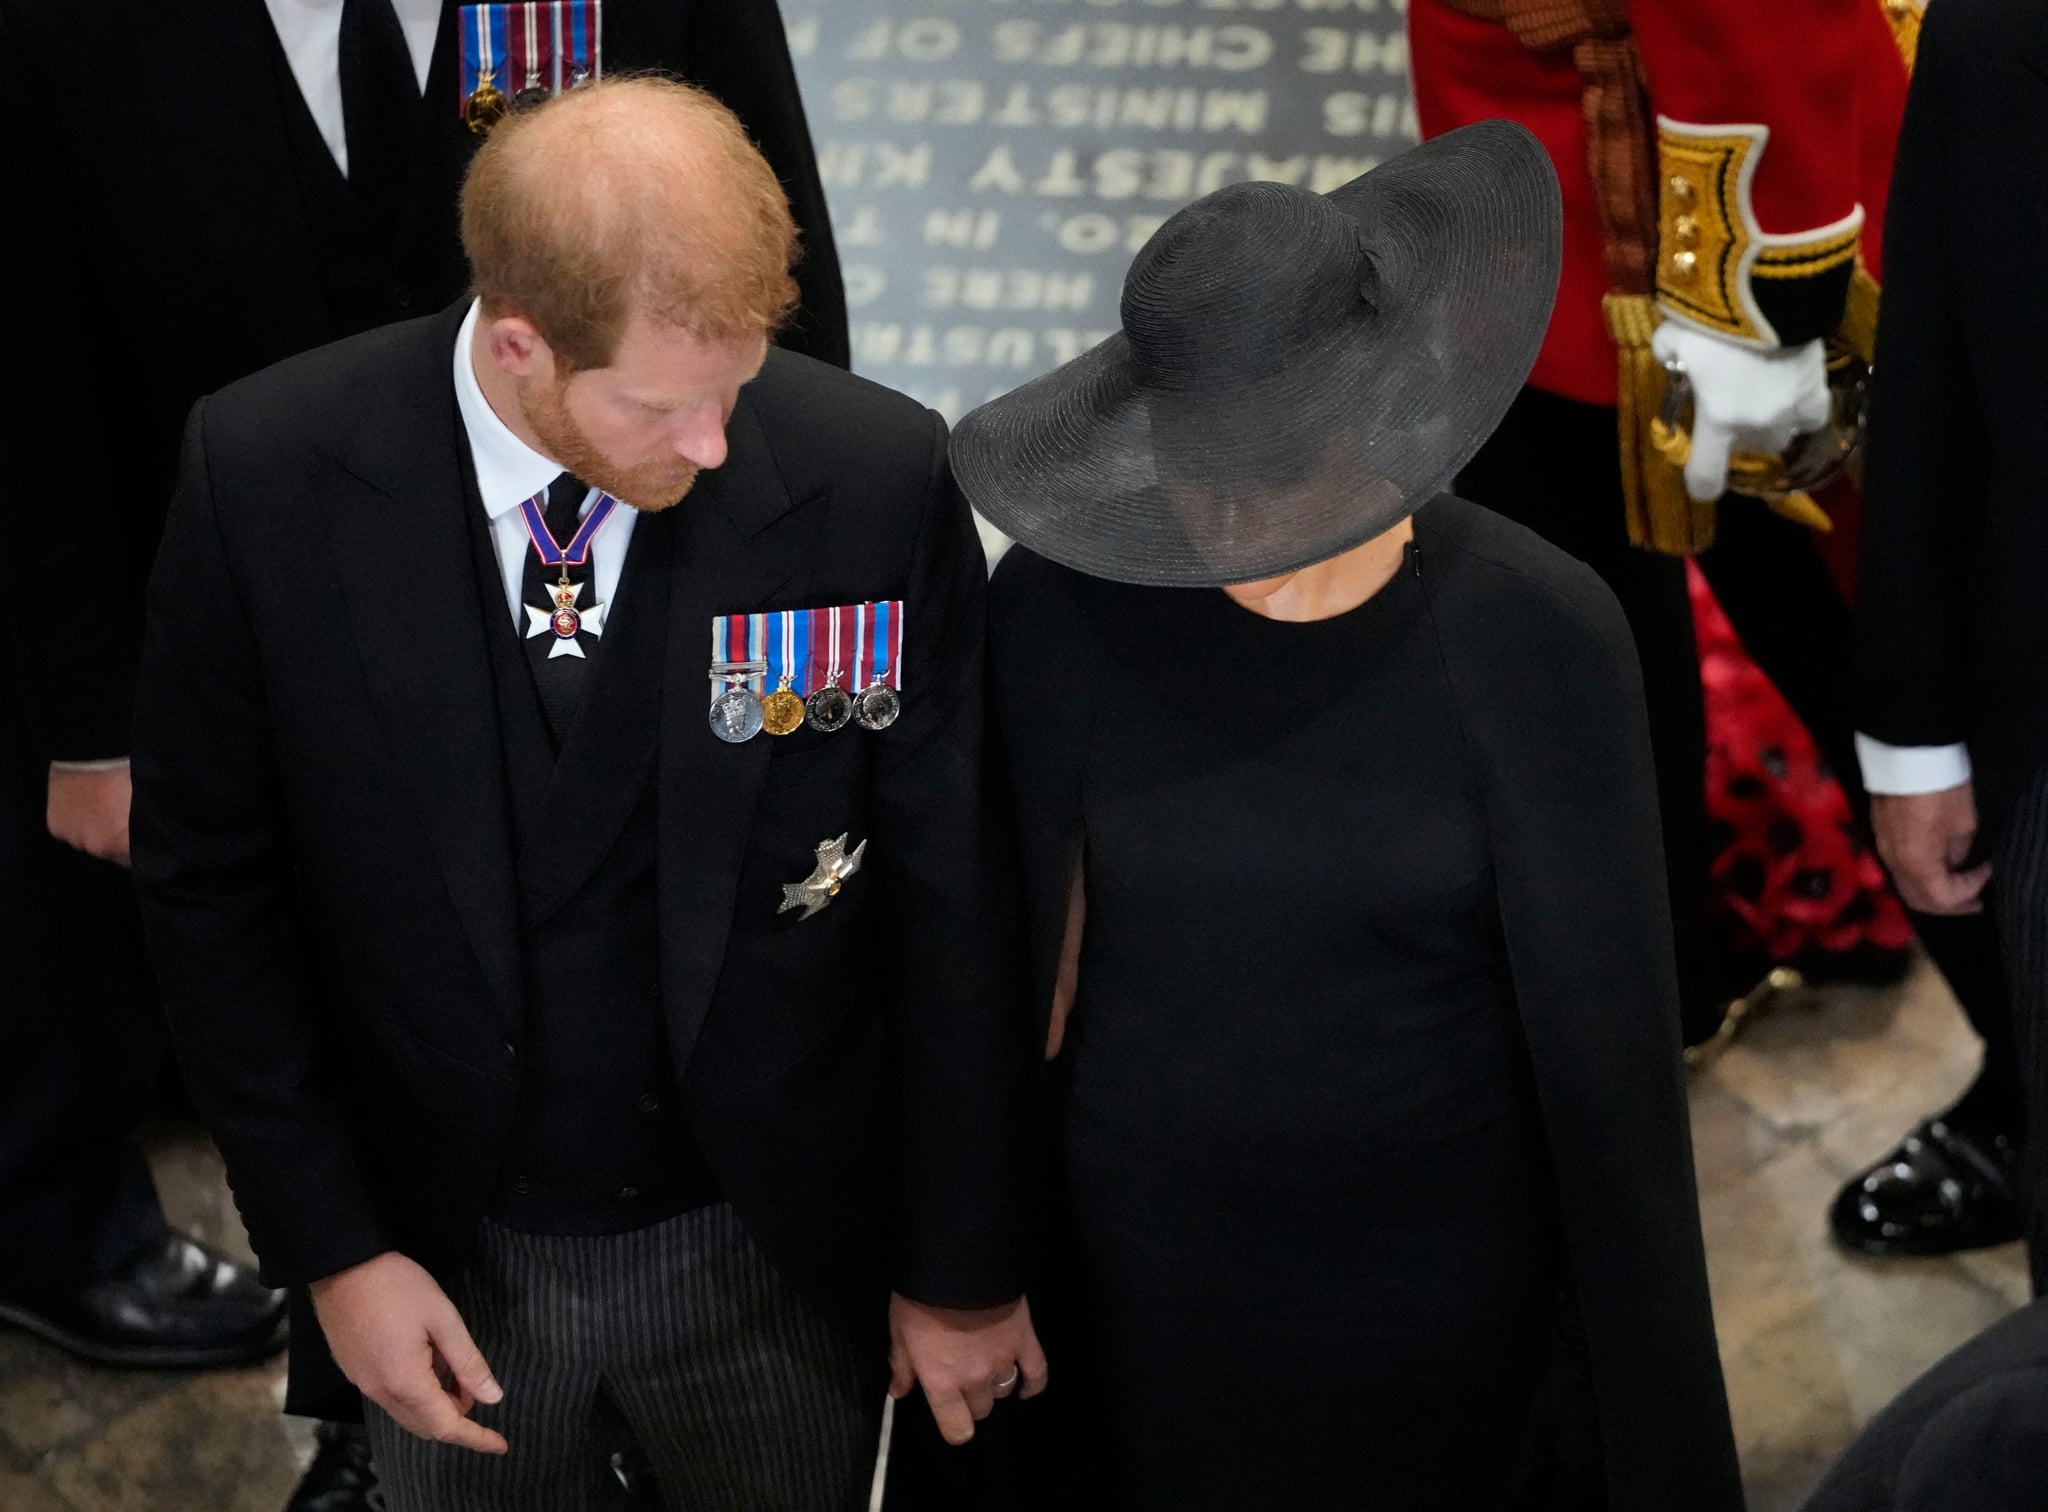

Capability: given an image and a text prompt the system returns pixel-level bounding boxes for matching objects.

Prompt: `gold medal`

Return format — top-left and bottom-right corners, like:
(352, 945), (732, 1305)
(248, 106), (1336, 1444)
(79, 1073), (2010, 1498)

(761, 676), (806, 737)
(464, 71), (508, 136)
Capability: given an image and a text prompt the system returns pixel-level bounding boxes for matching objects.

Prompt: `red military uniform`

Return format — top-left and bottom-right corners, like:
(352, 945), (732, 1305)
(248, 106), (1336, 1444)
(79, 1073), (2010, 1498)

(1408, 0), (1914, 550)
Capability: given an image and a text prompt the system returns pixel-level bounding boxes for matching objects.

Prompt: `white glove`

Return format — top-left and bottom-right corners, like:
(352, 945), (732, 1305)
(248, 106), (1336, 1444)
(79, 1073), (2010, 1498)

(1651, 322), (1832, 502)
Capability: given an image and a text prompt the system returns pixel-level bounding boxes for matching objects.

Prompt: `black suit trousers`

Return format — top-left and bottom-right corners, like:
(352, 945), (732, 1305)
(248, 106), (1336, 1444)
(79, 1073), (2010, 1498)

(0, 660), (166, 1295)
(1699, 502), (2023, 1138)
(1997, 766), (2048, 1294)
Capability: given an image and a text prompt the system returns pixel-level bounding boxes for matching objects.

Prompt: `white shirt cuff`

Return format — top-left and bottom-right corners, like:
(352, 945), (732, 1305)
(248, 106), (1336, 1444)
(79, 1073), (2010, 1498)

(1854, 735), (1972, 796)
(49, 757), (131, 774)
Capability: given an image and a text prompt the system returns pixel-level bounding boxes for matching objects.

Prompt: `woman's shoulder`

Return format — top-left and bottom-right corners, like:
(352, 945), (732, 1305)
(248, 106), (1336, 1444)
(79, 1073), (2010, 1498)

(987, 541), (1100, 655)
(1412, 493), (1636, 670)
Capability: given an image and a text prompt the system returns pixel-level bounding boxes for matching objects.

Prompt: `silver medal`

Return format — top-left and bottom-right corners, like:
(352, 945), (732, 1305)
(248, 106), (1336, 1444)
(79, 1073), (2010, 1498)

(806, 681), (854, 733)
(708, 661), (769, 743)
(853, 682), (901, 731)
(710, 688), (765, 743)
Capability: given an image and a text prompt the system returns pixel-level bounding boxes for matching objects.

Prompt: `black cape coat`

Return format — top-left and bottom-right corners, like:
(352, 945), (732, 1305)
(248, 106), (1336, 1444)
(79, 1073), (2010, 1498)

(906, 495), (1743, 1512)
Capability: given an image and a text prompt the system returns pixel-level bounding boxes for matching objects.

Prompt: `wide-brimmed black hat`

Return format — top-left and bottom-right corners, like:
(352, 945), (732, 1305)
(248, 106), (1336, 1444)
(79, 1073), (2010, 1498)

(950, 120), (1562, 587)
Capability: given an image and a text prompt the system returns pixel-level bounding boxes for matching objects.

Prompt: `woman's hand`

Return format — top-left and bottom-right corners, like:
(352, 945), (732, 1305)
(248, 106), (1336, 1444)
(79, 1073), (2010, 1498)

(888, 1294), (1049, 1444)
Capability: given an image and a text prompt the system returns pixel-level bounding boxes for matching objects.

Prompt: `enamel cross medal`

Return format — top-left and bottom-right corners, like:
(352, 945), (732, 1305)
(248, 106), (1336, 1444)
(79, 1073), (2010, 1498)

(519, 488), (617, 659)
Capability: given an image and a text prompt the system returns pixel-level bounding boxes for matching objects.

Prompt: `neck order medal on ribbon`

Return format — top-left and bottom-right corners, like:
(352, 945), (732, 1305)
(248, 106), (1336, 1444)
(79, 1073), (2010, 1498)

(519, 488), (615, 660)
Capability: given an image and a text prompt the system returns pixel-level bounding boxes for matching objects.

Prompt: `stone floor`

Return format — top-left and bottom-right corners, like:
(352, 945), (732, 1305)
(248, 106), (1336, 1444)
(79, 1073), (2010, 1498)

(1695, 955), (2028, 1511)
(0, 955), (2025, 1512)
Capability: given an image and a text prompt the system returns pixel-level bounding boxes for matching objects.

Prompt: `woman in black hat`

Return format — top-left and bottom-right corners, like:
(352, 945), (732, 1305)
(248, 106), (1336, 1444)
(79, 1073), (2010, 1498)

(954, 122), (1741, 1511)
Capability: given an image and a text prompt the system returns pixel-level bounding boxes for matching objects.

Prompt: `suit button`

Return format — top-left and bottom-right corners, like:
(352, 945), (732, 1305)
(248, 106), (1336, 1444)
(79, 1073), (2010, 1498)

(512, 1175), (531, 1196)
(503, 1041), (519, 1065)
(638, 1093), (661, 1113)
(392, 283), (414, 309)
(619, 1185), (640, 1201)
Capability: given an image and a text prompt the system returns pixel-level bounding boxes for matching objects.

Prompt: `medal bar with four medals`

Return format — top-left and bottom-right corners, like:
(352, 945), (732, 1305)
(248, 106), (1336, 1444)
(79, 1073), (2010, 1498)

(519, 487), (617, 657)
(707, 603), (904, 744)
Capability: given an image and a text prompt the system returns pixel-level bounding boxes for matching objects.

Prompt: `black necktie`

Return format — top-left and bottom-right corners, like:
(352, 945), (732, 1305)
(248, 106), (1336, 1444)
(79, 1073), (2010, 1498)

(520, 473), (599, 745)
(338, 0), (420, 223)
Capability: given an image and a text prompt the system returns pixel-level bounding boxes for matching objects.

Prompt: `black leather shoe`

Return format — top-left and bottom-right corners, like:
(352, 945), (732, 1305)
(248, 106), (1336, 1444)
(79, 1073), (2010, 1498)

(0, 1231), (287, 1368)
(285, 1423), (385, 1512)
(1830, 1118), (2025, 1257)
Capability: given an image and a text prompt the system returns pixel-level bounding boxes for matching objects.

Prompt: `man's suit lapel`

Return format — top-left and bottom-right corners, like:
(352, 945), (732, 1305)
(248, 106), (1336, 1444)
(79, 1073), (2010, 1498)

(325, 307), (523, 1028)
(659, 390), (826, 1068)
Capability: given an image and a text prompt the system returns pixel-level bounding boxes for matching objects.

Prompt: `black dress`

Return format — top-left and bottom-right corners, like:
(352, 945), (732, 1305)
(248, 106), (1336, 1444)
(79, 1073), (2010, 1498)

(980, 496), (1746, 1512)
(1027, 532), (1554, 1508)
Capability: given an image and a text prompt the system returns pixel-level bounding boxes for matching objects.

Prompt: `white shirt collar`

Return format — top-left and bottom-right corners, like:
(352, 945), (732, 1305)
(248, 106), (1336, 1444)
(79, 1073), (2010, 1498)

(452, 300), (565, 521)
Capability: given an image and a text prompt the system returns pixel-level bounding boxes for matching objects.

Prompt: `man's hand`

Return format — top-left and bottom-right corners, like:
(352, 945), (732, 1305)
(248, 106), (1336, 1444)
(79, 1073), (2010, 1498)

(1652, 323), (1832, 502)
(888, 1294), (1047, 1446)
(47, 764), (132, 866)
(1872, 782), (1992, 916)
(310, 1252), (508, 1454)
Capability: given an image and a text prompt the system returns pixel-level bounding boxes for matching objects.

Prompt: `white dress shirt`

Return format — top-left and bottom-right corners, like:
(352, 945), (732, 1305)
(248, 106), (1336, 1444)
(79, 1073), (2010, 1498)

(263, 0), (443, 177)
(453, 301), (638, 630)
(1855, 735), (1974, 797)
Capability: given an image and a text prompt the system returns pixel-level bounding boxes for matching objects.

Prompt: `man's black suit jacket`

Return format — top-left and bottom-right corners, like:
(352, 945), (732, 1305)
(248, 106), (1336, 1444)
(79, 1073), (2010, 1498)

(1856, 0), (2048, 841)
(129, 304), (1032, 1415)
(0, 0), (845, 761)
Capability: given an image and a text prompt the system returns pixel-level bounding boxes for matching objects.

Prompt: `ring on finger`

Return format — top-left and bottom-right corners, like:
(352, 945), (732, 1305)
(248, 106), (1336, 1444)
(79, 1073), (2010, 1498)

(995, 1367), (1020, 1393)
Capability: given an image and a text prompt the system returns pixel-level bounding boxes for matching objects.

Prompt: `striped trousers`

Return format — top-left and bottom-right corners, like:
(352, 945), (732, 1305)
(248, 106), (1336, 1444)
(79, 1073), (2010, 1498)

(1999, 766), (2048, 1297)
(364, 1203), (886, 1511)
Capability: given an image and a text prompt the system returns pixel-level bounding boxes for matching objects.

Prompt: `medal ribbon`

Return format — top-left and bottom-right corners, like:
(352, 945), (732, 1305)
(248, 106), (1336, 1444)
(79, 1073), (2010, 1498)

(772, 610), (794, 691)
(515, 3), (540, 91)
(468, 4), (585, 113)
(710, 600), (903, 706)
(458, 5), (491, 111)
(872, 600), (895, 690)
(516, 488), (617, 568)
(572, 1), (598, 80)
(459, 6), (515, 107)
(761, 609), (817, 695)
(804, 604), (846, 694)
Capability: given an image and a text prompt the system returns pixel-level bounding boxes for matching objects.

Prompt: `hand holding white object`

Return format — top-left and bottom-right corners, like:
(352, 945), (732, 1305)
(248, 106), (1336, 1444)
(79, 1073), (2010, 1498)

(1651, 322), (1832, 503)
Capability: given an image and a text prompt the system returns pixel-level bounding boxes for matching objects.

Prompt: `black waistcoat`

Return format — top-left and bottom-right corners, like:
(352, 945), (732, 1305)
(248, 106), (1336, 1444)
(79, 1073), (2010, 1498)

(458, 476), (719, 1235)
(263, 13), (470, 339)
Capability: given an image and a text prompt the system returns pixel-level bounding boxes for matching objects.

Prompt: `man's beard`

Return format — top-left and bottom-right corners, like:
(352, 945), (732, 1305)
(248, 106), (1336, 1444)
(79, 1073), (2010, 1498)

(522, 377), (701, 512)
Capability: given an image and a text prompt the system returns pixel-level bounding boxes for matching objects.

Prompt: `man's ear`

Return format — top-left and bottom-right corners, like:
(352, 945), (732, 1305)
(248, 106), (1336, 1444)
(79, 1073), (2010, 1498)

(483, 313), (553, 381)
